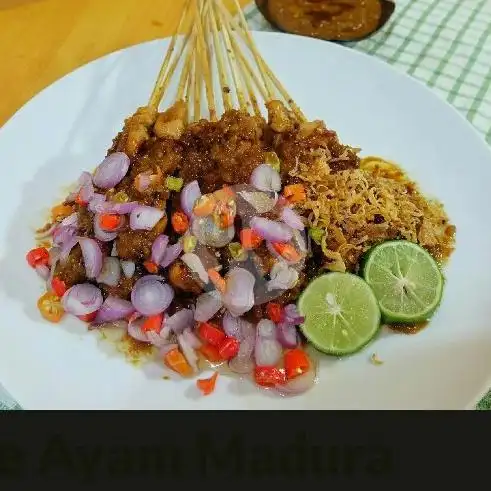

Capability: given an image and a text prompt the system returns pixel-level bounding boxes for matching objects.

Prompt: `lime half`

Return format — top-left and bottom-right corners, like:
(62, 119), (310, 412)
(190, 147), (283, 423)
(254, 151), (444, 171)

(362, 240), (443, 324)
(297, 272), (381, 356)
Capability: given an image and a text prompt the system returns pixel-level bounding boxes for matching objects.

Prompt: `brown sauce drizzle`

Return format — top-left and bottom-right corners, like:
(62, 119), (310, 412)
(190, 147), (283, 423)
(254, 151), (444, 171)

(388, 321), (429, 335)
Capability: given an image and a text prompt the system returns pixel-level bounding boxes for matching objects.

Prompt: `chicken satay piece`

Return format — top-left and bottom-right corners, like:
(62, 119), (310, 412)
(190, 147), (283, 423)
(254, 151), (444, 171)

(153, 101), (188, 140)
(266, 100), (296, 133)
(109, 106), (158, 158)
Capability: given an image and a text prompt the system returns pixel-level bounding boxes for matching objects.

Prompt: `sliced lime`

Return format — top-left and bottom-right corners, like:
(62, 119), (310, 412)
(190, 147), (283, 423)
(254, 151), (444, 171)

(362, 240), (443, 324)
(297, 272), (381, 356)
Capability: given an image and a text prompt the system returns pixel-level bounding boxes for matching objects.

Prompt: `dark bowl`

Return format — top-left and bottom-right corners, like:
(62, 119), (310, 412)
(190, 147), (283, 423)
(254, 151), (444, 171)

(254, 0), (395, 43)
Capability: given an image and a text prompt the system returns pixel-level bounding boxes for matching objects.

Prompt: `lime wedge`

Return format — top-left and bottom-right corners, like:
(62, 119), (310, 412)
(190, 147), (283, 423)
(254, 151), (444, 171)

(297, 273), (381, 356)
(362, 240), (443, 324)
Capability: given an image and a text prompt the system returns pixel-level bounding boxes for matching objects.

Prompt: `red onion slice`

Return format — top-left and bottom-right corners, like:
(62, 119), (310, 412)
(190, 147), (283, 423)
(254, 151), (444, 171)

(223, 312), (241, 339)
(93, 296), (135, 324)
(276, 322), (299, 348)
(250, 164), (282, 192)
(167, 308), (194, 334)
(62, 283), (103, 316)
(88, 193), (106, 213)
(96, 257), (121, 286)
(194, 290), (223, 322)
(151, 235), (169, 265)
(275, 368), (317, 395)
(129, 206), (165, 231)
(79, 237), (103, 279)
(222, 267), (255, 317)
(181, 180), (201, 218)
(131, 276), (174, 316)
(35, 264), (50, 281)
(181, 252), (209, 284)
(94, 215), (118, 242)
(280, 207), (305, 230)
(250, 217), (293, 243)
(160, 241), (183, 268)
(120, 260), (135, 278)
(93, 152), (130, 189)
(127, 314), (149, 343)
(59, 236), (78, 264)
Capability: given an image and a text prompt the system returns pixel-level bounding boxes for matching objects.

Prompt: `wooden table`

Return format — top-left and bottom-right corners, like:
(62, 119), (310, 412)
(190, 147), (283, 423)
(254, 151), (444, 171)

(0, 0), (250, 126)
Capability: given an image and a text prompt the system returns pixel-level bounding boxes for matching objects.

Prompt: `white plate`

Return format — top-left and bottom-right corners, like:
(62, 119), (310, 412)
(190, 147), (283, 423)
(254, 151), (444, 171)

(1, 32), (490, 410)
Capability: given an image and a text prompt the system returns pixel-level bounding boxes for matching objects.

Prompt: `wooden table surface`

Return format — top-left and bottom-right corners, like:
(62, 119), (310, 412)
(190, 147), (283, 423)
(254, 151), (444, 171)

(0, 0), (250, 126)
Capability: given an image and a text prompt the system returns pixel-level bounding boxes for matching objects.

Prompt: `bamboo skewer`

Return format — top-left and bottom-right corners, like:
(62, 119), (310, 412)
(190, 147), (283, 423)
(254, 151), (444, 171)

(148, 0), (193, 109)
(147, 0), (306, 123)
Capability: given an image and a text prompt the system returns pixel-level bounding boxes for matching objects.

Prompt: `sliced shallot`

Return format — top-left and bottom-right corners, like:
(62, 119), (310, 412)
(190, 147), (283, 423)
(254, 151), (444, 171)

(96, 257), (121, 286)
(160, 241), (183, 268)
(275, 368), (316, 395)
(191, 215), (235, 248)
(78, 172), (95, 203)
(250, 217), (293, 243)
(93, 214), (118, 242)
(88, 193), (106, 213)
(181, 180), (202, 218)
(237, 190), (277, 214)
(267, 261), (299, 291)
(280, 207), (305, 230)
(93, 152), (130, 189)
(93, 296), (135, 324)
(62, 283), (103, 316)
(177, 333), (199, 372)
(59, 236), (78, 264)
(194, 290), (223, 322)
(222, 312), (241, 339)
(255, 319), (282, 367)
(131, 275), (174, 316)
(222, 267), (255, 317)
(250, 164), (281, 192)
(35, 264), (50, 281)
(167, 308), (194, 334)
(283, 303), (305, 325)
(102, 201), (139, 215)
(276, 322), (299, 348)
(52, 225), (77, 246)
(129, 206), (165, 231)
(127, 314), (149, 343)
(181, 252), (209, 284)
(121, 260), (136, 278)
(79, 237), (103, 279)
(182, 327), (202, 349)
(151, 235), (169, 265)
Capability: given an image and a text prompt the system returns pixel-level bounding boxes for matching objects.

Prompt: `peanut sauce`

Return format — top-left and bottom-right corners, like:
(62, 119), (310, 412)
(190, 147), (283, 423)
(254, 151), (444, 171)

(258, 0), (395, 41)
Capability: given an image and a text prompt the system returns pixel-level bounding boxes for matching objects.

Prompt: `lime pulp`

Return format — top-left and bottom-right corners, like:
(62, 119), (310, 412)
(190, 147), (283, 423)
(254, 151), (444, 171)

(297, 272), (381, 356)
(362, 240), (443, 324)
